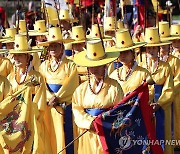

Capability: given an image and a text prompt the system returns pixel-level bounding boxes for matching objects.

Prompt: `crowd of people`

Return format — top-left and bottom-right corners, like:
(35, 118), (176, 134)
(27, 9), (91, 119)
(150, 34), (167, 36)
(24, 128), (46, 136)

(0, 0), (179, 154)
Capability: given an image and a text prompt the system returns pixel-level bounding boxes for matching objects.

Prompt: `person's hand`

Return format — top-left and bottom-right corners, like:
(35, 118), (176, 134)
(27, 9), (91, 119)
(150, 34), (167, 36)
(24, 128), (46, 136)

(90, 122), (96, 132)
(48, 96), (59, 107)
(150, 102), (160, 112)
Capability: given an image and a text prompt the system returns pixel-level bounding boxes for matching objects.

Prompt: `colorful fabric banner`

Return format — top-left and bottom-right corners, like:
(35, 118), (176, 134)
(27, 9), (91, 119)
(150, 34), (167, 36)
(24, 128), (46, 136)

(94, 82), (163, 154)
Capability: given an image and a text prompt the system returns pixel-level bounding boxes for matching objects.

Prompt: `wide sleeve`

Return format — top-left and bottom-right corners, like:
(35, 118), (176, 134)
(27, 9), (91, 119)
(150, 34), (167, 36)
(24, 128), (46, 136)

(172, 58), (180, 95)
(72, 87), (96, 130)
(158, 64), (174, 109)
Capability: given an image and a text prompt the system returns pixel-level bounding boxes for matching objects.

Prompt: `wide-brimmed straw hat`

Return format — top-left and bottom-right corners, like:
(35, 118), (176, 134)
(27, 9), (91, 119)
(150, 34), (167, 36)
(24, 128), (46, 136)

(38, 27), (74, 46)
(9, 34), (42, 54)
(145, 27), (171, 46)
(87, 24), (112, 41)
(71, 26), (86, 44)
(73, 39), (119, 67)
(159, 22), (180, 41)
(2, 28), (16, 44)
(28, 20), (48, 36)
(106, 29), (146, 52)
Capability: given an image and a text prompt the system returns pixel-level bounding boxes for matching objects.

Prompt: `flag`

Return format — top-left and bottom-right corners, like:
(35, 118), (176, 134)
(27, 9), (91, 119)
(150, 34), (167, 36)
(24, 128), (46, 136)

(0, 86), (43, 153)
(94, 82), (163, 154)
(133, 0), (145, 30)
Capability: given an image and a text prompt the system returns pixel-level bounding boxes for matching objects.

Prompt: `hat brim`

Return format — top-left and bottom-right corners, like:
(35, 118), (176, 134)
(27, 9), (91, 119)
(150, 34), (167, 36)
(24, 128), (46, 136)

(86, 35), (113, 41)
(28, 31), (48, 36)
(106, 42), (146, 52)
(9, 48), (42, 54)
(0, 36), (12, 42)
(145, 41), (171, 47)
(72, 39), (86, 44)
(60, 18), (79, 23)
(73, 51), (119, 67)
(2, 39), (14, 44)
(38, 39), (74, 46)
(0, 49), (8, 53)
(161, 36), (180, 41)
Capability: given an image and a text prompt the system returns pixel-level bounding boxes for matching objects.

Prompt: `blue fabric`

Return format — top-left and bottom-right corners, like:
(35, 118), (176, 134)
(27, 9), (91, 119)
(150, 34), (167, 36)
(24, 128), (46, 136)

(64, 104), (74, 154)
(46, 84), (62, 93)
(114, 62), (123, 69)
(85, 108), (108, 116)
(154, 84), (165, 150)
(65, 50), (73, 56)
(154, 84), (163, 102)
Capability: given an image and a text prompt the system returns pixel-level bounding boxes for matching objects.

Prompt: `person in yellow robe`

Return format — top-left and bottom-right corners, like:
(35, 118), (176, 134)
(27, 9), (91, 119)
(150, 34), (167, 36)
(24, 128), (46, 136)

(171, 39), (180, 59)
(6, 34), (52, 154)
(72, 40), (124, 154)
(108, 30), (152, 95)
(38, 27), (79, 154)
(0, 75), (11, 102)
(0, 49), (13, 77)
(160, 44), (180, 143)
(139, 27), (174, 154)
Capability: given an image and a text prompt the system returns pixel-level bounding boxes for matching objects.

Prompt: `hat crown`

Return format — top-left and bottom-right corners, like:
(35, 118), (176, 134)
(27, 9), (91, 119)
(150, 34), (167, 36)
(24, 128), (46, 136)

(34, 20), (47, 32)
(104, 17), (115, 31)
(159, 21), (170, 37)
(91, 24), (104, 38)
(145, 27), (160, 44)
(14, 34), (29, 51)
(72, 26), (85, 40)
(5, 28), (16, 40)
(48, 27), (63, 41)
(60, 9), (70, 20)
(17, 20), (27, 33)
(170, 24), (180, 36)
(86, 40), (105, 61)
(117, 20), (124, 29)
(116, 29), (133, 48)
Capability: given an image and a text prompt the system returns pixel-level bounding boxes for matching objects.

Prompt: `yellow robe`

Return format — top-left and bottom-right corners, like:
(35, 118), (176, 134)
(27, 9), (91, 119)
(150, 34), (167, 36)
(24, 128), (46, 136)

(166, 55), (180, 140)
(139, 60), (174, 154)
(109, 65), (152, 94)
(7, 68), (52, 154)
(0, 56), (13, 77)
(171, 49), (180, 59)
(0, 75), (11, 102)
(39, 57), (79, 154)
(72, 77), (124, 154)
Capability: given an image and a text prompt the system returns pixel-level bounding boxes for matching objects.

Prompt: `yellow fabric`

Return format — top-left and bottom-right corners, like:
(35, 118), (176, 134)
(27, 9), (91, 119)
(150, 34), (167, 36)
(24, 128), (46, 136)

(39, 57), (79, 154)
(0, 56), (13, 77)
(7, 68), (52, 154)
(167, 55), (180, 140)
(31, 52), (41, 71)
(72, 77), (124, 154)
(172, 49), (180, 59)
(0, 75), (11, 102)
(139, 60), (174, 154)
(109, 65), (152, 94)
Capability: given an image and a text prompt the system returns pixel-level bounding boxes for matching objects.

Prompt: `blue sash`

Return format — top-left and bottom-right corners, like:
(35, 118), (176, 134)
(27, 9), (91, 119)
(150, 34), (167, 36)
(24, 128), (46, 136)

(46, 84), (62, 93)
(85, 108), (108, 116)
(154, 84), (165, 150)
(113, 62), (122, 69)
(65, 50), (73, 56)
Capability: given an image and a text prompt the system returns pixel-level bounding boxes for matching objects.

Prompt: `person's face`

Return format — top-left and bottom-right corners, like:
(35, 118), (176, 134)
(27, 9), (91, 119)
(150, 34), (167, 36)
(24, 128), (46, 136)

(36, 35), (47, 42)
(146, 46), (159, 59)
(105, 30), (115, 37)
(72, 42), (85, 52)
(88, 65), (106, 78)
(172, 39), (180, 50)
(119, 50), (134, 65)
(6, 42), (14, 49)
(49, 42), (64, 58)
(160, 44), (170, 55)
(13, 53), (29, 68)
(61, 20), (71, 31)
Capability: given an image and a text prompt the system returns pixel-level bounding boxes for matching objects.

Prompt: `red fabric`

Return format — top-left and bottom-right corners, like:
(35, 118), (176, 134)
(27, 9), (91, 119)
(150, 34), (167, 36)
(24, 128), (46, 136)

(0, 7), (6, 26)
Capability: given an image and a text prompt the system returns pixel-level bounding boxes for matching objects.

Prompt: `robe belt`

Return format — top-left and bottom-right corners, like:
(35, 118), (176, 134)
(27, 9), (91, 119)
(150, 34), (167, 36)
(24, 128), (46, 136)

(85, 108), (108, 116)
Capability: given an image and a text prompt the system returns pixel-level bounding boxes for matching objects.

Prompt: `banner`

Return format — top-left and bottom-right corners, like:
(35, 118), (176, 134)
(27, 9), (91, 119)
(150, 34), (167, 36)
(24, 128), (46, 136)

(94, 82), (163, 154)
